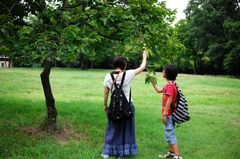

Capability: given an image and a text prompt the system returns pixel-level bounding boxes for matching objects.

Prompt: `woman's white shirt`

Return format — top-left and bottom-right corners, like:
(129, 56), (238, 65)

(103, 70), (135, 102)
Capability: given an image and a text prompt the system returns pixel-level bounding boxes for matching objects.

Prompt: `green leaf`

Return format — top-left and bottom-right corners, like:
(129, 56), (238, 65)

(1, 28), (9, 36)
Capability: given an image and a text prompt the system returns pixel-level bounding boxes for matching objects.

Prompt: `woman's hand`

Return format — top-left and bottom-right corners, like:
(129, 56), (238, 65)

(104, 106), (108, 113)
(143, 50), (148, 59)
(135, 50), (147, 75)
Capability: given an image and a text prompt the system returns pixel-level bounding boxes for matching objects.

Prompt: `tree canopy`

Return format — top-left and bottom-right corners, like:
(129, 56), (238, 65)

(1, 0), (182, 69)
(0, 0), (183, 130)
(175, 0), (240, 75)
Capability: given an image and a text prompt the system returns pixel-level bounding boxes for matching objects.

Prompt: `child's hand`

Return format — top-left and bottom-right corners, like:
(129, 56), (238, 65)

(162, 115), (167, 124)
(145, 65), (157, 84)
(145, 73), (157, 84)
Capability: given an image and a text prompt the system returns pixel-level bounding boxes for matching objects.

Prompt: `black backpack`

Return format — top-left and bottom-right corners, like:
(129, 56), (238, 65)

(171, 82), (190, 126)
(107, 71), (133, 122)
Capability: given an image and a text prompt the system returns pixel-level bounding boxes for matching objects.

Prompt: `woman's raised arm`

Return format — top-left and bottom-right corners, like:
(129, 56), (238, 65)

(135, 50), (147, 75)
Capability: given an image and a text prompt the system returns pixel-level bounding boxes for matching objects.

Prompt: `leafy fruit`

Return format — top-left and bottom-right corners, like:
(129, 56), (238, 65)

(145, 65), (157, 84)
(145, 73), (157, 84)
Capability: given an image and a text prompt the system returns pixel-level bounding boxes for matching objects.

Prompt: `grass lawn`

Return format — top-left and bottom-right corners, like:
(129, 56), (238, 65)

(0, 68), (239, 159)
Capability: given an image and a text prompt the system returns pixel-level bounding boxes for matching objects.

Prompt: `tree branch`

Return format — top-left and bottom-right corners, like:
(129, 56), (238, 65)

(59, 1), (85, 10)
(0, 0), (21, 25)
(85, 23), (123, 42)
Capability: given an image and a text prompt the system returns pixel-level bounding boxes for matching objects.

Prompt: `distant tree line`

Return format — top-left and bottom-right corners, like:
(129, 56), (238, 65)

(175, 0), (240, 75)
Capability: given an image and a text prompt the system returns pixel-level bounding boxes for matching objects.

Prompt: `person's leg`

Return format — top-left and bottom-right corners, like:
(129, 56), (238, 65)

(167, 144), (180, 156)
(166, 116), (181, 156)
(159, 117), (175, 158)
(172, 143), (180, 156)
(168, 144), (173, 152)
(159, 144), (174, 158)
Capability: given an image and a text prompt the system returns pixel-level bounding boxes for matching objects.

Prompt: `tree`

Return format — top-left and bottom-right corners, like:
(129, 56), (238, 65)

(174, 19), (193, 73)
(222, 0), (240, 75)
(1, 0), (182, 131)
(183, 0), (240, 75)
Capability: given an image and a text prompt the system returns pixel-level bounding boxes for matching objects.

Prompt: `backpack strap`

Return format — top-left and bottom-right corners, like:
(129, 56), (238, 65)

(120, 71), (126, 88)
(110, 71), (131, 103)
(120, 72), (131, 104)
(110, 71), (126, 88)
(110, 71), (122, 91)
(170, 81), (178, 110)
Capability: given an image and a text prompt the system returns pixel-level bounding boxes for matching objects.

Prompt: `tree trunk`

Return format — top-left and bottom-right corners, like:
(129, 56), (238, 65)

(81, 58), (84, 69)
(4, 56), (6, 67)
(194, 58), (197, 74)
(8, 58), (12, 68)
(91, 61), (93, 69)
(85, 60), (88, 69)
(67, 60), (71, 68)
(40, 60), (57, 132)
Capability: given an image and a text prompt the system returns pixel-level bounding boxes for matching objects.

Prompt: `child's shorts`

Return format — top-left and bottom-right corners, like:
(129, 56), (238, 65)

(164, 116), (177, 145)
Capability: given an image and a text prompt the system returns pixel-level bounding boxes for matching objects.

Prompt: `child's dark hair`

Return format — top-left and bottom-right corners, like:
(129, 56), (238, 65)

(163, 64), (178, 80)
(112, 55), (127, 70)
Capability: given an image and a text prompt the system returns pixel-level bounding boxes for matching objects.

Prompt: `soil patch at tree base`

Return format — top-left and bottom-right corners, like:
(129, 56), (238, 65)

(19, 126), (87, 144)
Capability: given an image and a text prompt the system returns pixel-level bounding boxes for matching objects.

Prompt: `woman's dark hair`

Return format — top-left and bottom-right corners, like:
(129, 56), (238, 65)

(163, 64), (178, 80)
(112, 55), (127, 70)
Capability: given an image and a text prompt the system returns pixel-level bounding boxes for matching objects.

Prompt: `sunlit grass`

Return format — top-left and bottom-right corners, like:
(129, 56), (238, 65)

(0, 68), (239, 159)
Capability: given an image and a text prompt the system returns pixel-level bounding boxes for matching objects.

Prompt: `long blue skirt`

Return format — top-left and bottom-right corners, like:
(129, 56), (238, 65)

(102, 102), (138, 157)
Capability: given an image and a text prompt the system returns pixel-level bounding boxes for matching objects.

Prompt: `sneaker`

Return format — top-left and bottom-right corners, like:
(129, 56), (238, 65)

(173, 155), (183, 159)
(101, 154), (109, 159)
(159, 151), (174, 158)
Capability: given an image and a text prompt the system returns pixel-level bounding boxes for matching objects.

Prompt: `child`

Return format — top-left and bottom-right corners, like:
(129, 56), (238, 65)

(150, 64), (182, 159)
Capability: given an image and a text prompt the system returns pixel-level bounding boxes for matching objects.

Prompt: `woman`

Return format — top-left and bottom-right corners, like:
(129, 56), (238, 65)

(101, 50), (147, 159)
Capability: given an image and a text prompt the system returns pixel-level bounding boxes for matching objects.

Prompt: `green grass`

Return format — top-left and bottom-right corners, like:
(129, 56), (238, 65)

(0, 68), (240, 159)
